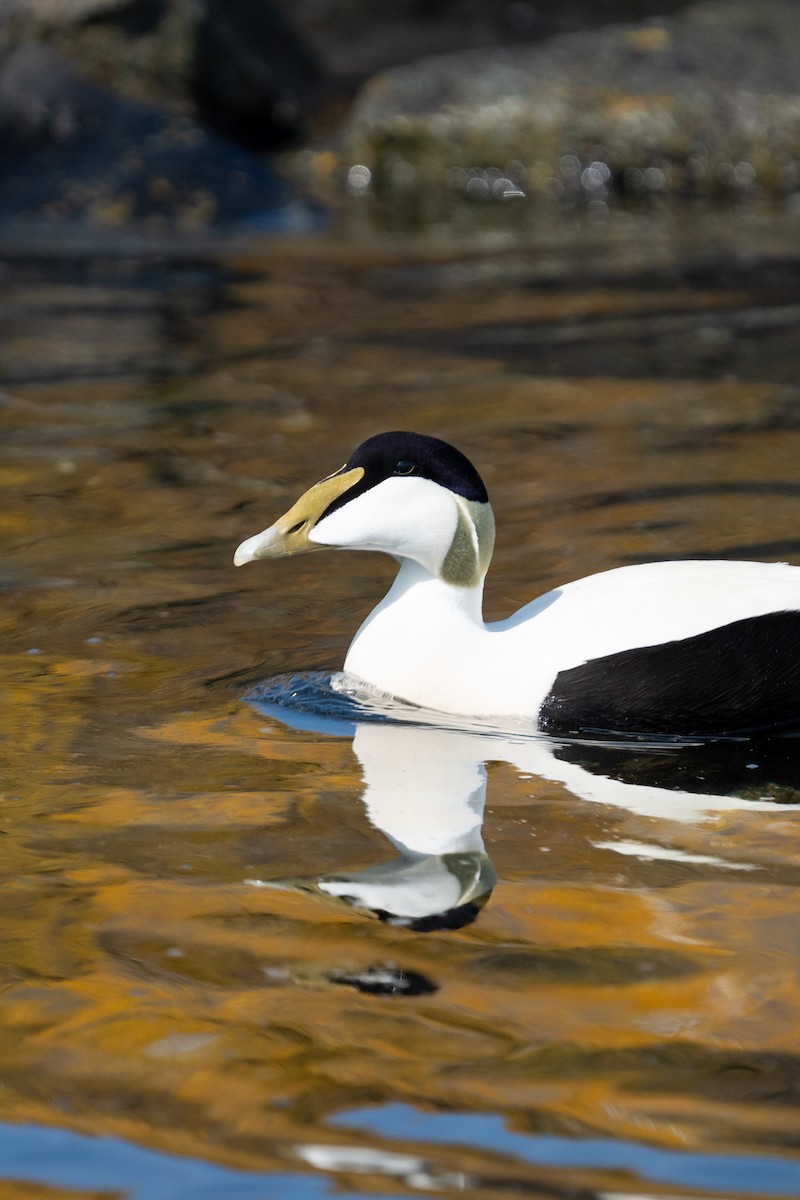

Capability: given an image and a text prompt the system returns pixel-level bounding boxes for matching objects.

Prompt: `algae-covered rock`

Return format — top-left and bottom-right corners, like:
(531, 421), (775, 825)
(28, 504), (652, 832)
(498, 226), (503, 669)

(343, 0), (800, 219)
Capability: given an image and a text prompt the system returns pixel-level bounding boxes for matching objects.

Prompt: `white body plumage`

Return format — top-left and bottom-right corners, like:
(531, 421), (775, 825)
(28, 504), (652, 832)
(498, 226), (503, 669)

(342, 555), (800, 720)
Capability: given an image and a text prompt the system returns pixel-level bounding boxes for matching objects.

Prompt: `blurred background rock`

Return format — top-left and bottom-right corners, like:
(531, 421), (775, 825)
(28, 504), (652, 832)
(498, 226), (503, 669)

(0, 0), (326, 233)
(0, 0), (798, 237)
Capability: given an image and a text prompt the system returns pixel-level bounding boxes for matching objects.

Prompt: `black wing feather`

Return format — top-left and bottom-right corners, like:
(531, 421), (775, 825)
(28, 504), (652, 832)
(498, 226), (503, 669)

(539, 611), (800, 737)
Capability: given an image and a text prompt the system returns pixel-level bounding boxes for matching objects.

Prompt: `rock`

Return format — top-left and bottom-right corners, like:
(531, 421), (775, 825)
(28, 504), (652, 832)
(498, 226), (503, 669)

(341, 0), (800, 218)
(269, 0), (692, 90)
(0, 0), (324, 149)
(0, 2), (129, 21)
(192, 0), (324, 149)
(0, 44), (316, 232)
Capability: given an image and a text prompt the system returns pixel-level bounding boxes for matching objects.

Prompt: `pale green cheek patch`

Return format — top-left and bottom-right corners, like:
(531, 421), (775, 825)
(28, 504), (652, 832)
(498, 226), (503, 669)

(441, 499), (495, 587)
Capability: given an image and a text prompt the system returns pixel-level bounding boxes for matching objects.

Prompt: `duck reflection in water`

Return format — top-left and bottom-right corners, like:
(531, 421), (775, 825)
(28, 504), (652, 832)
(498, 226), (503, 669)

(319, 722), (497, 932)
(248, 678), (798, 931)
(248, 701), (497, 931)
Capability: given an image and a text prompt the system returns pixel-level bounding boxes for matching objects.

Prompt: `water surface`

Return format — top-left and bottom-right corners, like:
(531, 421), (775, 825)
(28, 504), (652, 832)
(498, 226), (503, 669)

(2, 222), (800, 1198)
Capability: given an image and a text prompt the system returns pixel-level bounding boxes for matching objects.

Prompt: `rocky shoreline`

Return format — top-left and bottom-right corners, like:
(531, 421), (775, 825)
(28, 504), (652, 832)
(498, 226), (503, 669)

(0, 1), (798, 239)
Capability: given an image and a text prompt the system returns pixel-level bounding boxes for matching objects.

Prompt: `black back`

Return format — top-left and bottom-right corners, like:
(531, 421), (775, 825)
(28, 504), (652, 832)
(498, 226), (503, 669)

(320, 432), (488, 521)
(539, 610), (800, 737)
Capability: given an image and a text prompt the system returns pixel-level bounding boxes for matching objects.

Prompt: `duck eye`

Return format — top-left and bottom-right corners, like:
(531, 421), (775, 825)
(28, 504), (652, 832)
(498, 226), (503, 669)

(393, 460), (416, 475)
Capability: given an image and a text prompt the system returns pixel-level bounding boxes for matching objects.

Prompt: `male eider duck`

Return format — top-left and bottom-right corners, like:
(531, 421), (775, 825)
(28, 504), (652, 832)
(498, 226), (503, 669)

(234, 432), (800, 737)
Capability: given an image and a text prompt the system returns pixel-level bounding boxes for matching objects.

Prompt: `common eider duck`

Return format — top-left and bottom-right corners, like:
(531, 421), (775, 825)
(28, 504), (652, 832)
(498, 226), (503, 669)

(234, 432), (800, 737)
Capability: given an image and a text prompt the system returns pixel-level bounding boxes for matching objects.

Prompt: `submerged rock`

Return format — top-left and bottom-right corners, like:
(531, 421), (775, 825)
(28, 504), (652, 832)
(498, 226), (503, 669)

(342, 0), (800, 222)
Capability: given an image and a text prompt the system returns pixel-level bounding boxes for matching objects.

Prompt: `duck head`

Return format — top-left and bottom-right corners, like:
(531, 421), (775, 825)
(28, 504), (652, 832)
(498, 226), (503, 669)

(234, 431), (495, 587)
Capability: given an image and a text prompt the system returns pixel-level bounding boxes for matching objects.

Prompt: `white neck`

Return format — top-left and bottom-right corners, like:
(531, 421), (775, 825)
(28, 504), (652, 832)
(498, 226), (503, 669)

(386, 559), (486, 621)
(343, 558), (493, 712)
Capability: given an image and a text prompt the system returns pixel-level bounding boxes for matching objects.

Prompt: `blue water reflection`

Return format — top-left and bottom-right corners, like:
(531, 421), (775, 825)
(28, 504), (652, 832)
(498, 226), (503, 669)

(335, 1103), (800, 1195)
(0, 1121), (378, 1200)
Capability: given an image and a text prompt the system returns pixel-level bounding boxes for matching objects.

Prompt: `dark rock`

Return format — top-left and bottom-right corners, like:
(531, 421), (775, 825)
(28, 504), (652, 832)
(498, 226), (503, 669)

(270, 0), (696, 89)
(88, 0), (166, 36)
(0, 45), (316, 232)
(192, 0), (324, 150)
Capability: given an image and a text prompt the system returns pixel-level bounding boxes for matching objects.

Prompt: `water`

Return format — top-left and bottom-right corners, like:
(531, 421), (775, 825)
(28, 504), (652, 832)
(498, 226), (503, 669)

(2, 218), (800, 1199)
